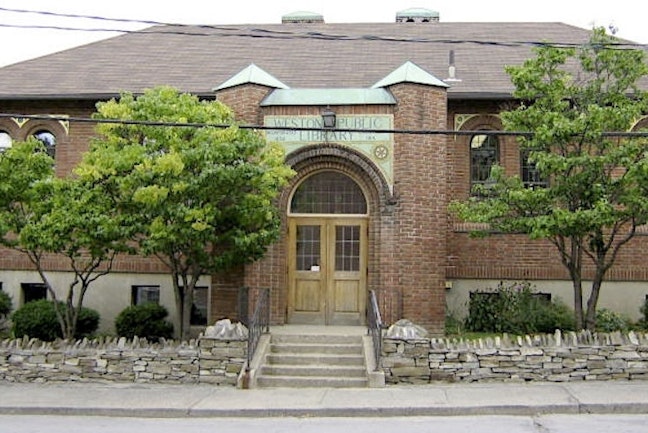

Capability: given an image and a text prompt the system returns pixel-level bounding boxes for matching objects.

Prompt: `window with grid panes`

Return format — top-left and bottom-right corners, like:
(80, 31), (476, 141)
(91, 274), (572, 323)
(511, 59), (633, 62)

(521, 149), (549, 188)
(470, 133), (499, 192)
(291, 171), (367, 214)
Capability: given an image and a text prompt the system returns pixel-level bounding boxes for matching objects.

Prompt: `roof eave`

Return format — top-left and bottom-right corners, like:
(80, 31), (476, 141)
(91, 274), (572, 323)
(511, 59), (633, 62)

(447, 91), (515, 100)
(0, 92), (217, 101)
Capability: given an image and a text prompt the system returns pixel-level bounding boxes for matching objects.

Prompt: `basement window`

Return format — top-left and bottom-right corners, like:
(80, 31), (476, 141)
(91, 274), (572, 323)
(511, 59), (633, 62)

(131, 285), (160, 305)
(21, 283), (47, 305)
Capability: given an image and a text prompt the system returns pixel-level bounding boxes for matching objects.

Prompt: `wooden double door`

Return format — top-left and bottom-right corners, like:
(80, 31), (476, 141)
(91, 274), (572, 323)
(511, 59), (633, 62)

(288, 217), (367, 325)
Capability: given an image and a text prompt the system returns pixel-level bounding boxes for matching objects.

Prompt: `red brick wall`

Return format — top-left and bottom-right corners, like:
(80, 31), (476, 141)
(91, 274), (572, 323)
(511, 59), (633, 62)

(215, 85), (274, 125)
(0, 99), (169, 275)
(4, 93), (648, 333)
(387, 83), (448, 334)
(446, 101), (648, 283)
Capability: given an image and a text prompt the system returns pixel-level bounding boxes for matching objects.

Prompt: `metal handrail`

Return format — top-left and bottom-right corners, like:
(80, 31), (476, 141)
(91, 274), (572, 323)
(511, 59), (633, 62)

(367, 289), (383, 371)
(246, 287), (270, 371)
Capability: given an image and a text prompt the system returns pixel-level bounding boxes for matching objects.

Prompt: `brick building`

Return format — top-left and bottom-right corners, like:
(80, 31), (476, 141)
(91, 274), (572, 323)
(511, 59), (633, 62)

(0, 9), (646, 334)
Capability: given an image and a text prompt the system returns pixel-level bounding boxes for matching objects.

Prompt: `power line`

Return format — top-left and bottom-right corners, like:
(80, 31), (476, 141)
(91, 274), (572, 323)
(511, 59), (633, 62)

(0, 6), (646, 49)
(2, 112), (648, 137)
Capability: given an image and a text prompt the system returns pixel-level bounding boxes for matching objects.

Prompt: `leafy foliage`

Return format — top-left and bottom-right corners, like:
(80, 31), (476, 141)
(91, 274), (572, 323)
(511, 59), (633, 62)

(594, 308), (631, 332)
(0, 290), (12, 318)
(465, 282), (575, 334)
(0, 140), (132, 340)
(78, 86), (294, 339)
(11, 300), (99, 341)
(451, 28), (648, 330)
(639, 298), (648, 330)
(114, 303), (174, 342)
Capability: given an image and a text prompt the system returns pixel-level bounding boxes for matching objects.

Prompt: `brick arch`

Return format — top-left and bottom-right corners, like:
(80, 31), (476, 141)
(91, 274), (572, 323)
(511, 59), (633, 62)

(457, 113), (503, 132)
(20, 118), (69, 143)
(631, 115), (648, 131)
(283, 144), (393, 213)
(456, 114), (505, 166)
(0, 118), (22, 141)
(456, 114), (505, 193)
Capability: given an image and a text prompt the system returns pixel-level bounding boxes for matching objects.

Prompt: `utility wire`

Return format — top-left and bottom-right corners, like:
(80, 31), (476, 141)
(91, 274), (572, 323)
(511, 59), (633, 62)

(2, 112), (648, 137)
(0, 6), (645, 49)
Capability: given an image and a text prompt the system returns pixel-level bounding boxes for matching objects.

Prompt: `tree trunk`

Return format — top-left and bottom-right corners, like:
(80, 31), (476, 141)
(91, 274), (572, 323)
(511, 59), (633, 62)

(181, 284), (194, 341)
(571, 273), (584, 330)
(30, 255), (67, 339)
(171, 273), (184, 340)
(585, 268), (606, 331)
(567, 238), (585, 330)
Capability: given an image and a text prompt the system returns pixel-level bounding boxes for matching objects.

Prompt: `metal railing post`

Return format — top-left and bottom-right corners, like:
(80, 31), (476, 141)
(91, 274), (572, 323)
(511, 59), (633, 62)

(246, 287), (270, 372)
(367, 289), (383, 371)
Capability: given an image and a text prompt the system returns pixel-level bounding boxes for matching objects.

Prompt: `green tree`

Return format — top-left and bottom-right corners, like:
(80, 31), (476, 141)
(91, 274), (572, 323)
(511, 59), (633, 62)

(77, 86), (294, 339)
(451, 28), (648, 330)
(0, 139), (132, 339)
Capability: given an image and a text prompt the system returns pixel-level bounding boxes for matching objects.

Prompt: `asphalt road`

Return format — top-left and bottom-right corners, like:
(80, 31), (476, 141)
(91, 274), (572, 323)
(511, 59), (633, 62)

(2, 414), (648, 433)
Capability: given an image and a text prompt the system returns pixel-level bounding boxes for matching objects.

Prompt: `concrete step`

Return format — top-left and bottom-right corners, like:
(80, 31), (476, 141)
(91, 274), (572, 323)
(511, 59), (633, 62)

(269, 343), (362, 355)
(260, 364), (367, 377)
(256, 375), (368, 388)
(265, 353), (365, 366)
(255, 331), (368, 388)
(271, 334), (364, 345)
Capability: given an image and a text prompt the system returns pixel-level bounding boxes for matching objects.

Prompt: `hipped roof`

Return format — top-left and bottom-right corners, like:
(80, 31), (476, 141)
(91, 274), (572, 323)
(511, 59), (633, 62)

(0, 21), (630, 100)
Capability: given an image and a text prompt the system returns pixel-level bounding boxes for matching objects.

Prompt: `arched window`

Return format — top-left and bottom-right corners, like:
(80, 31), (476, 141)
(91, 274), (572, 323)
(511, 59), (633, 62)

(291, 171), (367, 214)
(0, 130), (12, 152)
(32, 130), (56, 160)
(470, 133), (499, 191)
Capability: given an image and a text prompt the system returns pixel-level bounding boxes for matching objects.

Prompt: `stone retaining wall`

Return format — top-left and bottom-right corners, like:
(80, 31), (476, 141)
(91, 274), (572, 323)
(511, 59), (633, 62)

(0, 336), (246, 385)
(382, 330), (648, 384)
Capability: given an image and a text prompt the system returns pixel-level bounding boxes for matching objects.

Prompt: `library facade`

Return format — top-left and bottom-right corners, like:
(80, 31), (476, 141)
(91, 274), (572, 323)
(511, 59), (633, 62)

(0, 9), (647, 334)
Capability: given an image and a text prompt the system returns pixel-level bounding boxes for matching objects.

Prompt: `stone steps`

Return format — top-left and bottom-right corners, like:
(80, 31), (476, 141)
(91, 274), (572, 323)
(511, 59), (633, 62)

(256, 333), (369, 388)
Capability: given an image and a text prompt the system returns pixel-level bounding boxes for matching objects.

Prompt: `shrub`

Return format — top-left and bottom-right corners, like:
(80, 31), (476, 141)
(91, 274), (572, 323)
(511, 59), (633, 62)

(11, 299), (100, 341)
(465, 281), (575, 334)
(445, 307), (464, 336)
(0, 290), (13, 338)
(0, 290), (12, 318)
(595, 308), (631, 332)
(639, 298), (648, 330)
(115, 303), (174, 341)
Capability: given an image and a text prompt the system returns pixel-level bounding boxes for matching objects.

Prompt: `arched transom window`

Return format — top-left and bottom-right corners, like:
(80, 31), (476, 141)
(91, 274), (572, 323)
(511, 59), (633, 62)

(33, 129), (56, 160)
(290, 171), (367, 215)
(0, 130), (11, 152)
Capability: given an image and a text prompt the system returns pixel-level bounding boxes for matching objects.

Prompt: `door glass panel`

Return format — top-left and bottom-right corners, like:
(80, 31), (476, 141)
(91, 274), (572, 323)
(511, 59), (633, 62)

(296, 225), (321, 271)
(335, 225), (360, 271)
(291, 171), (367, 214)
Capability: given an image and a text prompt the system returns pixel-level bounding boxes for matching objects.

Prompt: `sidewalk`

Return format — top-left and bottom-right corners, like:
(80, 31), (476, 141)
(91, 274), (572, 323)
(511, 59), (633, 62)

(1, 380), (647, 418)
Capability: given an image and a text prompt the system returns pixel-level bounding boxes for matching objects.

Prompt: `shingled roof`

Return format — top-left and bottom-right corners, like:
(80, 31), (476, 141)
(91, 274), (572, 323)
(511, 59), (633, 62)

(0, 21), (612, 100)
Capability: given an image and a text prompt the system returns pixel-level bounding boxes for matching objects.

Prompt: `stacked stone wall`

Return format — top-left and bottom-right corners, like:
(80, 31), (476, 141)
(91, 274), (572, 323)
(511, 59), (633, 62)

(382, 330), (648, 384)
(0, 336), (246, 386)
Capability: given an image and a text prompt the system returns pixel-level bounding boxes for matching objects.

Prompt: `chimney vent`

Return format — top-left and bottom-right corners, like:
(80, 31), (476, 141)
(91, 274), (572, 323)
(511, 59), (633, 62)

(445, 50), (462, 83)
(396, 8), (439, 23)
(282, 11), (324, 24)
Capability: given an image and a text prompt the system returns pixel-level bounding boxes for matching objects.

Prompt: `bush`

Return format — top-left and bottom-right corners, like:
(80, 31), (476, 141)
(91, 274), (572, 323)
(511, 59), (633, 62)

(11, 299), (100, 341)
(465, 281), (575, 334)
(0, 290), (12, 318)
(445, 306), (465, 336)
(0, 290), (13, 338)
(595, 308), (631, 332)
(115, 303), (174, 341)
(639, 299), (648, 330)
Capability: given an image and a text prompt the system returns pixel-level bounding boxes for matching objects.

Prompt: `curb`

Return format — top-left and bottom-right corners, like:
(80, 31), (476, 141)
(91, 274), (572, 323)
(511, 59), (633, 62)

(2, 402), (647, 418)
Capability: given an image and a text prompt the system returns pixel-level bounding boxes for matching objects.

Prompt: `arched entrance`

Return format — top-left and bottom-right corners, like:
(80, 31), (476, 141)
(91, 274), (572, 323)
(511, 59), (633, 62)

(287, 171), (368, 325)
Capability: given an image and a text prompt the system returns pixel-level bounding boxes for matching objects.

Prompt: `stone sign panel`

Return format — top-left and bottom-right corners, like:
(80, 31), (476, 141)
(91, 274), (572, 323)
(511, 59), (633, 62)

(264, 114), (394, 188)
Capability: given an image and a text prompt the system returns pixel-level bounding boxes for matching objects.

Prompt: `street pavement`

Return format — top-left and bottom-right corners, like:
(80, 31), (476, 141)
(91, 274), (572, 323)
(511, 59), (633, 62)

(1, 380), (647, 418)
